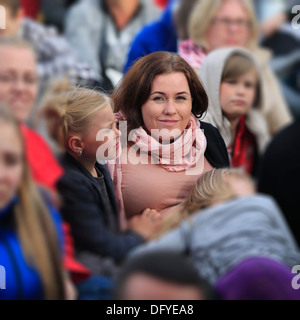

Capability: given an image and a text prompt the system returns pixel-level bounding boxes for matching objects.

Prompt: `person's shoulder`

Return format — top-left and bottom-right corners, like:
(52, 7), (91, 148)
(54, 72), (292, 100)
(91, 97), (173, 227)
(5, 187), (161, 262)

(252, 46), (272, 66)
(200, 120), (230, 167)
(141, 0), (162, 19)
(200, 120), (221, 137)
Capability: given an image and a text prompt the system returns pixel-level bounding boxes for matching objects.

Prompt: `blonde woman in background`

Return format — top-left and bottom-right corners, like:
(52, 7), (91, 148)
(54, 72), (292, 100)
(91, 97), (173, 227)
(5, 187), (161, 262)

(179, 0), (292, 136)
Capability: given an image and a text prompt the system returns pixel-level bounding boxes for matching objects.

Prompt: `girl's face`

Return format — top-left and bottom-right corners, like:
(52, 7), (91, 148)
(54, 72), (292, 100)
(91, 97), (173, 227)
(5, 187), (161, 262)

(141, 72), (192, 143)
(0, 123), (23, 209)
(81, 104), (121, 162)
(220, 68), (257, 121)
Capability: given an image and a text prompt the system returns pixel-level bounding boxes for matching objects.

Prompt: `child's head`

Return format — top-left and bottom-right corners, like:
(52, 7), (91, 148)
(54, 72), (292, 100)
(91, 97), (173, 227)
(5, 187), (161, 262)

(182, 168), (256, 213)
(220, 52), (260, 121)
(152, 168), (255, 239)
(40, 80), (120, 162)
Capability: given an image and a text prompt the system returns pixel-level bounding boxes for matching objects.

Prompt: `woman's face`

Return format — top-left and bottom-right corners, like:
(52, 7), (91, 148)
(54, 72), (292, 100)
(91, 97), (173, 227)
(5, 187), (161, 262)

(141, 72), (192, 143)
(0, 123), (23, 209)
(205, 0), (252, 52)
(0, 46), (39, 123)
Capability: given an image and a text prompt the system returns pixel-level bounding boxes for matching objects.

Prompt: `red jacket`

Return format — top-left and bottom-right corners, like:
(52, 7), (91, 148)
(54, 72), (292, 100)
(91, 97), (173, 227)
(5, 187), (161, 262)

(21, 0), (40, 19)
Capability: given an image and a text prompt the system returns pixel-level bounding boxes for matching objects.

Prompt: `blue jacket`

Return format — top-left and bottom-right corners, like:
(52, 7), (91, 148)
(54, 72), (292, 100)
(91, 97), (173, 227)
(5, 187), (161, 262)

(0, 197), (63, 300)
(123, 1), (178, 73)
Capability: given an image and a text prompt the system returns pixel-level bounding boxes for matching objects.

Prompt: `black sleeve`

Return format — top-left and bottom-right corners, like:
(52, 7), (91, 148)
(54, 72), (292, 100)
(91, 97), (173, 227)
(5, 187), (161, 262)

(200, 121), (230, 168)
(57, 173), (145, 263)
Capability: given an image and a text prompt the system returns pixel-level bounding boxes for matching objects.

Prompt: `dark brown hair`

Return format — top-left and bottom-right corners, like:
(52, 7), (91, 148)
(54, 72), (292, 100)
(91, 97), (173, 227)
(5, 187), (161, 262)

(111, 51), (208, 133)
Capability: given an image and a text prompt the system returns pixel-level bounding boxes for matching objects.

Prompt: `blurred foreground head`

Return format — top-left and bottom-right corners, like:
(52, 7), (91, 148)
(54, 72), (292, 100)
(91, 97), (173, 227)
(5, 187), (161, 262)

(114, 251), (219, 300)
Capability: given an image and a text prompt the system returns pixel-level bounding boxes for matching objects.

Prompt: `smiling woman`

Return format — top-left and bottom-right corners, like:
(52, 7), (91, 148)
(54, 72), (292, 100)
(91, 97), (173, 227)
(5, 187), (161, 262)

(109, 51), (230, 226)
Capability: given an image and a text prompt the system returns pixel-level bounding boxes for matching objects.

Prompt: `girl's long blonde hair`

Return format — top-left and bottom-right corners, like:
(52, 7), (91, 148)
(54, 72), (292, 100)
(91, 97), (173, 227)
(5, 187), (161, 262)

(0, 104), (65, 300)
(152, 168), (255, 239)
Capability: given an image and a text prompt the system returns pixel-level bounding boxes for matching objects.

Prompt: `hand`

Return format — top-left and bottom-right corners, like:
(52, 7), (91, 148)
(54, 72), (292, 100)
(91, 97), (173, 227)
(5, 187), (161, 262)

(128, 208), (162, 240)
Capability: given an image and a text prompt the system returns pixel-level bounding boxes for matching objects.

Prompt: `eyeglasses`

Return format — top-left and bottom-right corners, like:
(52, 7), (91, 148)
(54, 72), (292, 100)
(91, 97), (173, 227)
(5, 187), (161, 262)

(211, 18), (251, 29)
(0, 74), (39, 86)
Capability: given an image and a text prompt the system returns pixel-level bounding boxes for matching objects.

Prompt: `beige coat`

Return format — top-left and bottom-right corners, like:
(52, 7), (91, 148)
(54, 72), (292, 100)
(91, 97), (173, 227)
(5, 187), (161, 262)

(253, 47), (292, 135)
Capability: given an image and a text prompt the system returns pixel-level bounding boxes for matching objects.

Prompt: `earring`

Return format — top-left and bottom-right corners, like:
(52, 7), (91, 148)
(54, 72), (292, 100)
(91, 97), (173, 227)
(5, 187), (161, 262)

(78, 150), (83, 157)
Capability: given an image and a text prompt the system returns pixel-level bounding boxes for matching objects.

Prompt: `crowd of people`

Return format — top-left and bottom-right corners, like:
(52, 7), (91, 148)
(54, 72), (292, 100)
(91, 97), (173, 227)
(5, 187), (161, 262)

(0, 0), (300, 300)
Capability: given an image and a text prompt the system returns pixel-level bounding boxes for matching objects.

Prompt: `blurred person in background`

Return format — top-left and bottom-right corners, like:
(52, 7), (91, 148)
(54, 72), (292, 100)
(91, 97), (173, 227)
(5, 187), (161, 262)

(124, 0), (199, 73)
(254, 0), (300, 119)
(0, 0), (99, 102)
(0, 36), (63, 196)
(65, 0), (161, 90)
(40, 0), (77, 33)
(0, 36), (89, 300)
(130, 168), (300, 286)
(258, 115), (300, 247)
(0, 104), (67, 300)
(179, 0), (292, 136)
(199, 47), (270, 176)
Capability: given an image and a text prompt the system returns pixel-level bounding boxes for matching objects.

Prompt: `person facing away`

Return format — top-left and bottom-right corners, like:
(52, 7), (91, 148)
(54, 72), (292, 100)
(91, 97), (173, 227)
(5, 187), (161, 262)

(199, 47), (270, 175)
(179, 0), (292, 136)
(39, 80), (162, 277)
(130, 168), (300, 285)
(114, 251), (219, 300)
(0, 104), (66, 300)
(109, 51), (229, 229)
